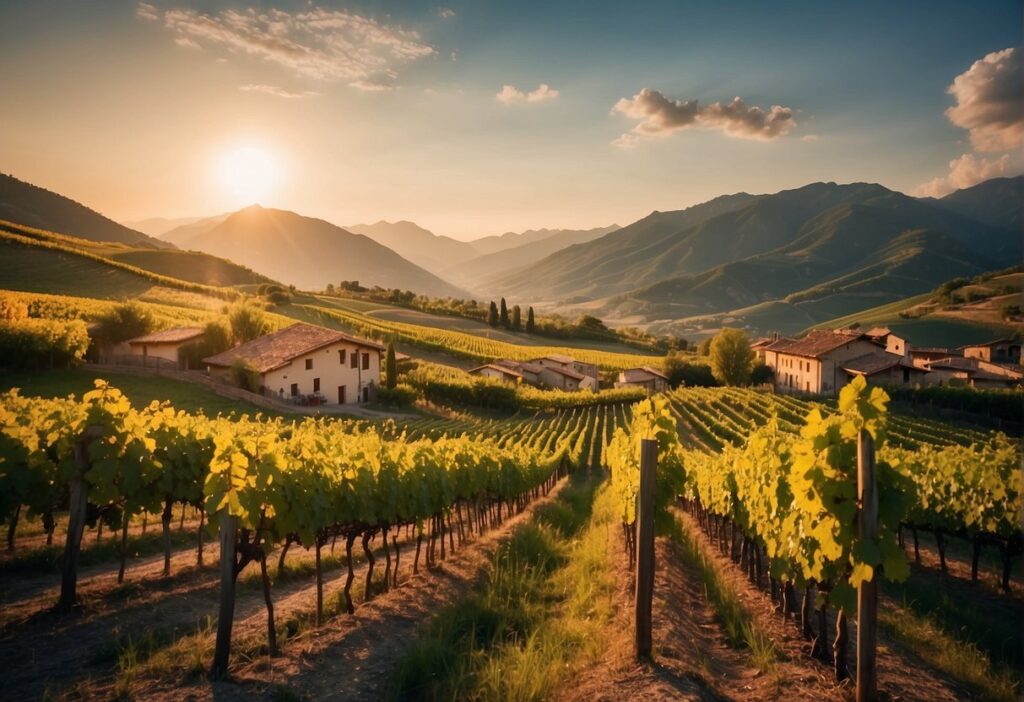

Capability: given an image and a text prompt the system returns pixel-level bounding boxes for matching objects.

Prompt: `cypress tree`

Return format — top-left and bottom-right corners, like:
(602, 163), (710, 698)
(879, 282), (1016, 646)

(526, 306), (536, 334)
(385, 341), (397, 389)
(499, 298), (510, 328)
(487, 301), (499, 327)
(512, 305), (522, 332)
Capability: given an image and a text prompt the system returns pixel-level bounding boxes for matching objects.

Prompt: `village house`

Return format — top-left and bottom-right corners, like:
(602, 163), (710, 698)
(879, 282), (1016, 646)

(125, 327), (205, 369)
(614, 367), (669, 395)
(469, 363), (525, 384)
(761, 329), (899, 395)
(962, 339), (1022, 365)
(863, 327), (910, 356)
(203, 323), (384, 405)
(909, 346), (956, 368)
(922, 355), (1023, 389)
(530, 354), (599, 391)
(840, 353), (928, 387)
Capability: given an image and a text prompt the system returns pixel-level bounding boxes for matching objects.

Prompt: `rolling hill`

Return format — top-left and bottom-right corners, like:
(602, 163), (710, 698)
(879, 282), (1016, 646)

(487, 180), (1019, 336)
(345, 220), (478, 272)
(121, 215), (211, 238)
(926, 175), (1023, 231)
(168, 205), (470, 298)
(0, 173), (168, 248)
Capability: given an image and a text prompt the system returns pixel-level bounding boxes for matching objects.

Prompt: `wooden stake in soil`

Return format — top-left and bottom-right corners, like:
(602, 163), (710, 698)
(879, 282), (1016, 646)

(634, 438), (657, 660)
(58, 425), (102, 614)
(856, 429), (878, 702)
(212, 512), (238, 677)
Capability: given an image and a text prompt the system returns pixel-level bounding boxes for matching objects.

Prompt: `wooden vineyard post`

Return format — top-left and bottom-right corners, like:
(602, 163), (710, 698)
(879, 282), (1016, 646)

(212, 512), (238, 678)
(634, 438), (657, 660)
(58, 425), (102, 614)
(856, 429), (878, 702)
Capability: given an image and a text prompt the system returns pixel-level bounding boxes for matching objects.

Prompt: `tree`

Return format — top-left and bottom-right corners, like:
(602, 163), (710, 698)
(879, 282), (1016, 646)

(385, 342), (397, 389)
(228, 302), (270, 344)
(96, 301), (154, 344)
(750, 362), (774, 386)
(499, 298), (510, 328)
(663, 350), (717, 388)
(709, 329), (754, 386)
(697, 338), (712, 356)
(487, 301), (499, 327)
(526, 307), (536, 334)
(512, 305), (522, 332)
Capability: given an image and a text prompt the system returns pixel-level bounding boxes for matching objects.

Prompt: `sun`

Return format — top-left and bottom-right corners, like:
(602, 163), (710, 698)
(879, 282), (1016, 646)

(217, 146), (279, 207)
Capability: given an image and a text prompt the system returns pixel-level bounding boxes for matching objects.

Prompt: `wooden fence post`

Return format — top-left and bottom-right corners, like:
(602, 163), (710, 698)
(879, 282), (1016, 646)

(856, 429), (878, 702)
(635, 438), (657, 659)
(212, 512), (238, 678)
(57, 426), (102, 614)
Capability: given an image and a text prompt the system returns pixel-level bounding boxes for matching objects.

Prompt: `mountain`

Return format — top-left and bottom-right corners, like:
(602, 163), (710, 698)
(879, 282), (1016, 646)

(927, 175), (1024, 231)
(492, 182), (1018, 306)
(446, 225), (621, 292)
(345, 220), (478, 272)
(469, 226), (620, 257)
(121, 215), (211, 238)
(159, 213), (233, 248)
(174, 205), (469, 297)
(0, 173), (168, 248)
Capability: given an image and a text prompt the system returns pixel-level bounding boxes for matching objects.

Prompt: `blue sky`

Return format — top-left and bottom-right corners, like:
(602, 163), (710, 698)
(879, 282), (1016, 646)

(0, 0), (1020, 238)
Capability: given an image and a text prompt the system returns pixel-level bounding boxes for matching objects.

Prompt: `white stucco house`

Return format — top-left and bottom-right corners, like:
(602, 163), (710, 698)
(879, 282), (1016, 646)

(203, 322), (384, 405)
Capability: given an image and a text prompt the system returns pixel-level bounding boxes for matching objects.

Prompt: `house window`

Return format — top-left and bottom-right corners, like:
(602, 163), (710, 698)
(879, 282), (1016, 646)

(290, 383), (299, 397)
(351, 352), (358, 369)
(305, 358), (313, 370)
(313, 378), (320, 392)
(339, 349), (347, 365)
(362, 352), (369, 370)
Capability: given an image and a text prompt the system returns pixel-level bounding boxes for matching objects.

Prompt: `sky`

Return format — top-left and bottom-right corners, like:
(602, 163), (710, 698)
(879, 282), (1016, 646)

(0, 0), (1021, 240)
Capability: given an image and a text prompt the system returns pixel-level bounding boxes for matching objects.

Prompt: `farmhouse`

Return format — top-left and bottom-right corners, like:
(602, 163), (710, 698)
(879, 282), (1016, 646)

(923, 356), (1023, 389)
(761, 329), (892, 395)
(469, 363), (525, 383)
(962, 339), (1022, 365)
(203, 323), (384, 405)
(126, 327), (204, 369)
(840, 353), (928, 386)
(529, 354), (599, 391)
(614, 367), (669, 395)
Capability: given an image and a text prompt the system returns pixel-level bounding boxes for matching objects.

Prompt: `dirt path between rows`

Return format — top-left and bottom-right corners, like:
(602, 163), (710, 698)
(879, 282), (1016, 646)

(94, 477), (572, 702)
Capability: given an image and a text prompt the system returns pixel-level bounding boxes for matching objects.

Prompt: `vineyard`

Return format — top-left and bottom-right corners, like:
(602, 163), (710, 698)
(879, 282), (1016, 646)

(297, 300), (668, 371)
(0, 381), (636, 697)
(606, 378), (1022, 695)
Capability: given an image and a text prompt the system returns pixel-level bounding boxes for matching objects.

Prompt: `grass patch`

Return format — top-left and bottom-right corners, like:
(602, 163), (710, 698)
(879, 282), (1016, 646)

(387, 472), (617, 701)
(880, 574), (1022, 702)
(668, 511), (777, 674)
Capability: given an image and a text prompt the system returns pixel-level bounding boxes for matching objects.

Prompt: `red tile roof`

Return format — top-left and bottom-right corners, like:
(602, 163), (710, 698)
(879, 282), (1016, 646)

(127, 327), (204, 345)
(764, 329), (870, 359)
(543, 365), (585, 380)
(469, 363), (523, 379)
(841, 353), (924, 376)
(619, 367), (668, 383)
(203, 323), (384, 373)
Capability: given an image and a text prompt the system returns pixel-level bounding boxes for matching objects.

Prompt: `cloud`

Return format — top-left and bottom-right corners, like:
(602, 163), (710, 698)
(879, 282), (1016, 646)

(496, 83), (560, 105)
(174, 36), (200, 49)
(914, 153), (1011, 197)
(138, 3), (434, 89)
(611, 89), (796, 146)
(239, 84), (321, 98)
(437, 8), (455, 19)
(945, 47), (1023, 152)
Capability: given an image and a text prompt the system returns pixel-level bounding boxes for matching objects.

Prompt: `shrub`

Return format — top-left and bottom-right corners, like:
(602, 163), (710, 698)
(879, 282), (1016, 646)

(750, 363), (774, 386)
(95, 301), (154, 344)
(0, 318), (90, 369)
(228, 302), (270, 344)
(375, 384), (417, 408)
(229, 358), (262, 393)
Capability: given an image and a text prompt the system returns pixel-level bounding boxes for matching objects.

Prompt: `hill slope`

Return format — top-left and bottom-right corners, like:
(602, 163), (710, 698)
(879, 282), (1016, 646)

(177, 206), (470, 297)
(0, 173), (168, 248)
(345, 220), (478, 272)
(926, 175), (1024, 231)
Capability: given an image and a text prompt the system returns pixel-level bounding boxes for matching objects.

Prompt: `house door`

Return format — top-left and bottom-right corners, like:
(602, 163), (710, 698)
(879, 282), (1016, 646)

(338, 385), (346, 404)
(362, 386), (369, 402)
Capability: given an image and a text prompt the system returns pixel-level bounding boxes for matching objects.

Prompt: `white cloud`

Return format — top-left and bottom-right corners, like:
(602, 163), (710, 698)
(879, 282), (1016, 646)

(611, 89), (796, 146)
(437, 8), (456, 19)
(496, 83), (560, 105)
(946, 47), (1023, 152)
(239, 84), (321, 99)
(914, 153), (1011, 197)
(138, 3), (434, 89)
(174, 36), (200, 49)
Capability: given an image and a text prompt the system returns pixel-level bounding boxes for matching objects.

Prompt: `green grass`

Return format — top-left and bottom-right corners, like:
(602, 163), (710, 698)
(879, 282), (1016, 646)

(388, 473), (616, 701)
(880, 574), (1022, 702)
(668, 511), (777, 674)
(0, 238), (155, 298)
(0, 367), (282, 417)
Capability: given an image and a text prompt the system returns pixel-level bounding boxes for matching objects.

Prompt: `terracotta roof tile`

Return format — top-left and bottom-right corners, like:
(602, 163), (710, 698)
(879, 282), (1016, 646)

(127, 327), (204, 344)
(765, 330), (870, 359)
(203, 323), (383, 373)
